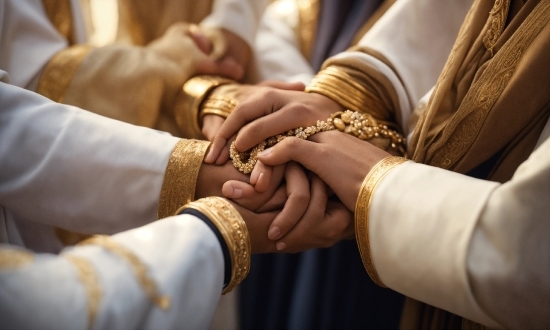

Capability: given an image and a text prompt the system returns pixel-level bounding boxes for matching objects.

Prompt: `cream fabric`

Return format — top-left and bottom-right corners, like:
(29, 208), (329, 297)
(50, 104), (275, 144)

(370, 117), (550, 328)
(0, 74), (227, 329)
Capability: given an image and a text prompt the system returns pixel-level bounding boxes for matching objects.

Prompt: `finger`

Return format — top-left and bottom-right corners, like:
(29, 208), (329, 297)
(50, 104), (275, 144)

(230, 202), (278, 253)
(187, 24), (212, 54)
(258, 80), (305, 91)
(250, 160), (274, 193)
(267, 162), (310, 240)
(257, 137), (328, 180)
(202, 115), (225, 142)
(201, 27), (227, 60)
(195, 56), (244, 81)
(214, 133), (236, 165)
(256, 184), (287, 212)
(276, 174), (327, 251)
(207, 89), (285, 162)
(234, 102), (319, 152)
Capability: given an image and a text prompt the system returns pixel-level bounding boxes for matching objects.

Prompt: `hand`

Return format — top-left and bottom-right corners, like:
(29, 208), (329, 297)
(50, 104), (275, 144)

(201, 81), (306, 142)
(205, 89), (344, 165)
(255, 131), (392, 211)
(223, 162), (311, 241)
(196, 159), (287, 213)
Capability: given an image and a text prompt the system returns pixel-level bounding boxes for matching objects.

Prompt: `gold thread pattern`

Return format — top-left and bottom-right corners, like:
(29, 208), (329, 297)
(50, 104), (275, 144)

(36, 45), (93, 103)
(306, 66), (387, 118)
(78, 235), (171, 310)
(158, 139), (211, 219)
(63, 254), (102, 330)
(42, 0), (75, 45)
(483, 0), (511, 55)
(355, 156), (408, 287)
(175, 76), (235, 139)
(297, 0), (320, 60)
(178, 197), (251, 294)
(428, 0), (550, 169)
(0, 247), (34, 270)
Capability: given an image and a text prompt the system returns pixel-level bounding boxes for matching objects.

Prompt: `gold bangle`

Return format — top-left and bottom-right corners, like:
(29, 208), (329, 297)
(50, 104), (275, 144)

(354, 156), (408, 287)
(174, 76), (235, 139)
(200, 95), (238, 121)
(305, 66), (386, 116)
(78, 235), (171, 310)
(158, 139), (211, 219)
(178, 197), (251, 294)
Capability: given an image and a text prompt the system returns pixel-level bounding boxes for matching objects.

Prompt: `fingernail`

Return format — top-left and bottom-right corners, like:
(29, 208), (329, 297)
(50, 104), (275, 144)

(268, 227), (281, 240)
(250, 169), (259, 185)
(276, 242), (286, 251)
(231, 188), (243, 199)
(258, 148), (271, 158)
(205, 149), (214, 163)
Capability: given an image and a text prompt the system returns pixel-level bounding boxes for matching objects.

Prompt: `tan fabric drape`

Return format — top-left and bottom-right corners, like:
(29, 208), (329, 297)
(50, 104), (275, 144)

(400, 0), (550, 328)
(117, 0), (214, 45)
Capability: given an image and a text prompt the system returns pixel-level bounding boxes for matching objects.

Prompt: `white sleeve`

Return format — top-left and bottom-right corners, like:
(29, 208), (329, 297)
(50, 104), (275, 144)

(201, 0), (269, 47)
(250, 0), (315, 84)
(0, 0), (67, 90)
(331, 0), (473, 118)
(369, 126), (550, 328)
(0, 214), (225, 330)
(0, 77), (179, 236)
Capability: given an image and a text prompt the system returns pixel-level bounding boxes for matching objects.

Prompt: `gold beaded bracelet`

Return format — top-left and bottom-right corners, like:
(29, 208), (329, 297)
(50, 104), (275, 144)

(178, 197), (251, 294)
(230, 110), (406, 174)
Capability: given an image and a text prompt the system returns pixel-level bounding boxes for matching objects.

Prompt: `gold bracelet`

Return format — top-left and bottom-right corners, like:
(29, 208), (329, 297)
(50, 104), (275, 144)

(230, 110), (406, 174)
(158, 139), (210, 219)
(200, 95), (238, 121)
(78, 235), (171, 310)
(174, 76), (235, 139)
(354, 156), (408, 287)
(305, 66), (386, 116)
(178, 197), (251, 294)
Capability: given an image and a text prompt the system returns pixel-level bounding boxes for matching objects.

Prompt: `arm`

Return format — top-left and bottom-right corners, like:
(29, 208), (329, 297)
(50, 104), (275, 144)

(0, 197), (249, 329)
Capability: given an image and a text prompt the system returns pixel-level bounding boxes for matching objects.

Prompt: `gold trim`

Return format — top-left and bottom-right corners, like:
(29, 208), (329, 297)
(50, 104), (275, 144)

(200, 95), (238, 121)
(355, 156), (408, 287)
(158, 139), (211, 219)
(297, 0), (320, 60)
(37, 45), (93, 103)
(64, 254), (102, 330)
(428, 0), (550, 169)
(175, 76), (235, 139)
(306, 66), (387, 120)
(179, 197), (251, 294)
(483, 0), (511, 56)
(42, 0), (75, 45)
(78, 235), (171, 310)
(0, 247), (34, 270)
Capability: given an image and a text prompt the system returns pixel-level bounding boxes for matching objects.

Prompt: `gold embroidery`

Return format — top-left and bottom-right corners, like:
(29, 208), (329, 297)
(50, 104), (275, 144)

(78, 235), (171, 310)
(355, 156), (408, 287)
(483, 0), (511, 55)
(297, 0), (320, 60)
(64, 254), (102, 330)
(0, 247), (34, 270)
(42, 0), (75, 45)
(178, 197), (250, 294)
(158, 139), (211, 219)
(428, 0), (550, 169)
(36, 45), (93, 103)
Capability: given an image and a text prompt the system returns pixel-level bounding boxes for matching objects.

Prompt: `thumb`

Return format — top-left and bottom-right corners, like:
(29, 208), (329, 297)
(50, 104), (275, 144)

(258, 80), (305, 91)
(196, 56), (244, 81)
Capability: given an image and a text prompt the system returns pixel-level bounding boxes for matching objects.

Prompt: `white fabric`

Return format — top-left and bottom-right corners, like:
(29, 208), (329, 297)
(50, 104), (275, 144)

(347, 0), (473, 114)
(0, 0), (70, 90)
(202, 0), (270, 49)
(0, 72), (227, 329)
(1, 215), (224, 330)
(370, 118), (550, 328)
(250, 0), (315, 84)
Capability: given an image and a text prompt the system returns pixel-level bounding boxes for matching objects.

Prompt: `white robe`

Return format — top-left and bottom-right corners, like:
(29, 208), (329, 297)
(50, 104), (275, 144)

(0, 71), (227, 329)
(332, 0), (550, 328)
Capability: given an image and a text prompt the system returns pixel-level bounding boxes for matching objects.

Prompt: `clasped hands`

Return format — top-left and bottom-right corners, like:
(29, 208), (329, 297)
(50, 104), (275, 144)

(197, 85), (392, 254)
